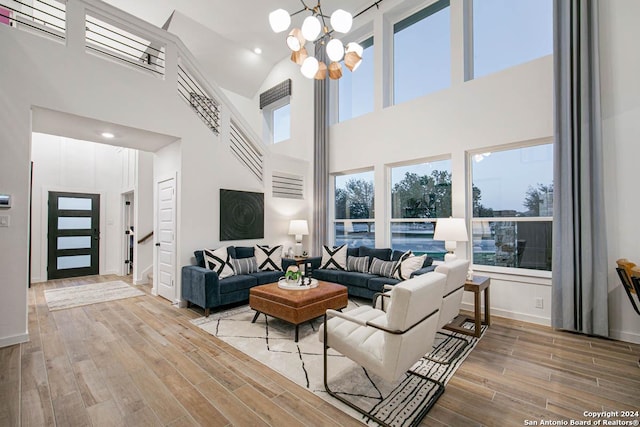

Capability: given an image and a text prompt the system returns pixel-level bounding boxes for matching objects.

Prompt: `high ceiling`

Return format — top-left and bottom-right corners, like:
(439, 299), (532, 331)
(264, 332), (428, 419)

(101, 0), (375, 97)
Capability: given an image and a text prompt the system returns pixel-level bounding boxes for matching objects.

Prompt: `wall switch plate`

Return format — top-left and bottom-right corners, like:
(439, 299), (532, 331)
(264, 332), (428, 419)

(0, 215), (9, 227)
(535, 297), (543, 309)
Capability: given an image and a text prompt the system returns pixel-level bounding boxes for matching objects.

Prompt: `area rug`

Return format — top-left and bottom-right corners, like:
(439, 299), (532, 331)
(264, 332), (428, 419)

(44, 280), (145, 311)
(191, 300), (486, 426)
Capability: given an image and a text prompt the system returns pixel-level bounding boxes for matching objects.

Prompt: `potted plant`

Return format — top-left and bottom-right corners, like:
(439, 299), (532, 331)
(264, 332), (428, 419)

(285, 265), (301, 284)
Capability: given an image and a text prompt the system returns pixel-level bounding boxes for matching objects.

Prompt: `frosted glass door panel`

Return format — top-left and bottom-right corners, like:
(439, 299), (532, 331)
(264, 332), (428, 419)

(58, 217), (91, 229)
(57, 236), (92, 250)
(57, 255), (91, 270)
(58, 197), (92, 210)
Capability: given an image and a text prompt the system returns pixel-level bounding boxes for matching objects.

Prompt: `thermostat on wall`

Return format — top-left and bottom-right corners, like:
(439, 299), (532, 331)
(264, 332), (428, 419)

(0, 194), (11, 208)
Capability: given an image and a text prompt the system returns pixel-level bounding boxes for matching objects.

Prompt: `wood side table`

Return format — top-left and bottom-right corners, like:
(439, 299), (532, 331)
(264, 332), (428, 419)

(443, 275), (491, 338)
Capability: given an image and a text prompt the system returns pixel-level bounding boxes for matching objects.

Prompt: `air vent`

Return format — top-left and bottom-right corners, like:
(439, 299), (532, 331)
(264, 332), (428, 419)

(272, 172), (303, 199)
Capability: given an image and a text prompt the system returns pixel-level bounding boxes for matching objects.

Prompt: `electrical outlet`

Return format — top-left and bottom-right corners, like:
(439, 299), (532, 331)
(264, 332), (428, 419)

(535, 297), (543, 309)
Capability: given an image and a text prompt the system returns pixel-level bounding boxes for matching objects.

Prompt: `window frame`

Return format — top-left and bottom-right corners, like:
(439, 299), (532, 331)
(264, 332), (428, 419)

(262, 95), (291, 144)
(331, 169), (376, 248)
(467, 139), (553, 278)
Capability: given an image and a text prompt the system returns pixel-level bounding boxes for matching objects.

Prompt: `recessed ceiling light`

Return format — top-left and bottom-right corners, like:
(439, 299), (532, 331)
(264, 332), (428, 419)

(101, 132), (115, 139)
(254, 47), (262, 55)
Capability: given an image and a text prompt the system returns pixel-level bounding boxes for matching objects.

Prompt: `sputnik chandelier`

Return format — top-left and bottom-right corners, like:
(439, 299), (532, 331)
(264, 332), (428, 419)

(268, 1), (365, 80)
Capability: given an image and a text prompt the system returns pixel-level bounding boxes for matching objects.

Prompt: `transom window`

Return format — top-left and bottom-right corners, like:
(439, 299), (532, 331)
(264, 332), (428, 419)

(471, 143), (553, 271)
(393, 0), (451, 105)
(390, 159), (451, 260)
(333, 171), (375, 248)
(338, 37), (374, 122)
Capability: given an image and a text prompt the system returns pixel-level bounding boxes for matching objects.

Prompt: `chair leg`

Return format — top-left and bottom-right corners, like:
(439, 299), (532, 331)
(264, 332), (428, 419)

(423, 332), (470, 365)
(323, 314), (445, 427)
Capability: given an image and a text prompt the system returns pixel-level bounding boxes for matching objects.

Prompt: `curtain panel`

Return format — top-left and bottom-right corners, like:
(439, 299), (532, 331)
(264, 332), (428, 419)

(552, 0), (608, 336)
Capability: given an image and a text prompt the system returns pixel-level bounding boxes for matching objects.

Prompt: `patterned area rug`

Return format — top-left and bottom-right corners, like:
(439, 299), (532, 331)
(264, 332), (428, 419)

(44, 280), (145, 311)
(191, 299), (486, 427)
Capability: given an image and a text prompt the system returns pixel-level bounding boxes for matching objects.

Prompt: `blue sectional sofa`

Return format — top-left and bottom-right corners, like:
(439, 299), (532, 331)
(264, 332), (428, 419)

(307, 246), (435, 300)
(181, 246), (296, 316)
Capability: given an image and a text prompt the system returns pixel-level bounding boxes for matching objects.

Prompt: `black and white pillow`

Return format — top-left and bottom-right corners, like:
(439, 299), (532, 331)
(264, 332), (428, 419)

(369, 258), (398, 278)
(255, 245), (283, 271)
(231, 256), (258, 275)
(203, 247), (235, 279)
(393, 251), (427, 280)
(347, 256), (370, 273)
(321, 245), (347, 270)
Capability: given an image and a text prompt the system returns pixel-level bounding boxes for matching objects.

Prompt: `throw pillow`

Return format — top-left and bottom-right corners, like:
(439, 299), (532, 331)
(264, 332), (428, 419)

(321, 245), (348, 270)
(369, 258), (398, 278)
(255, 245), (283, 271)
(347, 256), (370, 273)
(202, 247), (235, 279)
(393, 251), (427, 280)
(231, 256), (258, 275)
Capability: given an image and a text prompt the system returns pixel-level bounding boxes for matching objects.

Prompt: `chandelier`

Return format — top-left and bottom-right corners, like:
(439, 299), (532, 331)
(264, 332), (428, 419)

(268, 1), (365, 80)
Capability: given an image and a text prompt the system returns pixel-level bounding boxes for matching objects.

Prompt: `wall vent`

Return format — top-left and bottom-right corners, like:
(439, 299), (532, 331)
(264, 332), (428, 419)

(272, 172), (303, 199)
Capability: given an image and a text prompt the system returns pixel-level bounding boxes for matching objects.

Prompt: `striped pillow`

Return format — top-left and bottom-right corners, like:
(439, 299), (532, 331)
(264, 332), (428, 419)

(369, 258), (398, 278)
(347, 256), (370, 273)
(231, 256), (258, 275)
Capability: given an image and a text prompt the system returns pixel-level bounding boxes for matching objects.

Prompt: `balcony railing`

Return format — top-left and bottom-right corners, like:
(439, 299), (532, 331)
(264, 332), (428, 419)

(0, 0), (66, 40)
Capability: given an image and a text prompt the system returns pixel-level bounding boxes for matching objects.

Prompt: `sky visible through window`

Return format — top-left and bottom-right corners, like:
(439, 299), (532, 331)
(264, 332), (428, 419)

(272, 103), (290, 143)
(339, 41), (374, 122)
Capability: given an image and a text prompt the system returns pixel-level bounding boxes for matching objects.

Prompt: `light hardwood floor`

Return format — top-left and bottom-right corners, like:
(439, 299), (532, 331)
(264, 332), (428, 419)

(1, 275), (639, 426)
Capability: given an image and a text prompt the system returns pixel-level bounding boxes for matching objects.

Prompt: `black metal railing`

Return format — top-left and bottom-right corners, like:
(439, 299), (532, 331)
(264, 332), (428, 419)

(85, 13), (165, 76)
(0, 0), (66, 40)
(230, 119), (263, 182)
(177, 63), (220, 134)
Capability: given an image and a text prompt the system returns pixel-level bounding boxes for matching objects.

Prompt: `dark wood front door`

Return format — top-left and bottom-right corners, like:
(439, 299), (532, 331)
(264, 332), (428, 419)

(47, 192), (100, 279)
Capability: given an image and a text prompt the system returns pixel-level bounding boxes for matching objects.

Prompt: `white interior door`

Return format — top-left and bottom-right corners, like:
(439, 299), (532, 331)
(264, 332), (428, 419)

(156, 177), (176, 302)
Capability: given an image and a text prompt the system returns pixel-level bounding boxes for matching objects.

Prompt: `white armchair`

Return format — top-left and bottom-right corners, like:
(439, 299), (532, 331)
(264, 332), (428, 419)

(320, 271), (447, 426)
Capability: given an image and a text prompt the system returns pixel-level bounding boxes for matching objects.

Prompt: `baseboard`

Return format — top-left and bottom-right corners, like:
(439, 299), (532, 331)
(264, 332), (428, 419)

(135, 264), (153, 285)
(609, 329), (640, 345)
(0, 332), (30, 348)
(30, 277), (45, 284)
(460, 302), (551, 327)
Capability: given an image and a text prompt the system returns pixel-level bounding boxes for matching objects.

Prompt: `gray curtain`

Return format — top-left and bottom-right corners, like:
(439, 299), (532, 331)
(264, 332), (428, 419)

(312, 43), (330, 255)
(552, 0), (608, 336)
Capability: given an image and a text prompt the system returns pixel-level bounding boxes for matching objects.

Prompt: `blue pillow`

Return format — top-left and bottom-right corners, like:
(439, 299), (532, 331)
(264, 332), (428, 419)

(359, 246), (391, 262)
(347, 247), (359, 258)
(234, 246), (255, 259)
(194, 250), (205, 268)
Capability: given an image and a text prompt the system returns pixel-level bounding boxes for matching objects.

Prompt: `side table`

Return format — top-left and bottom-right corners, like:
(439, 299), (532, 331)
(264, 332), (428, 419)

(443, 275), (491, 338)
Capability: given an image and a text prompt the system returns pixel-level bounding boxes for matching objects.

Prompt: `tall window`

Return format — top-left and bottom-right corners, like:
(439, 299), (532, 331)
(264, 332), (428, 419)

(471, 143), (553, 271)
(390, 159), (451, 260)
(338, 37), (374, 122)
(473, 0), (553, 79)
(272, 102), (291, 143)
(334, 171), (375, 248)
(393, 0), (450, 105)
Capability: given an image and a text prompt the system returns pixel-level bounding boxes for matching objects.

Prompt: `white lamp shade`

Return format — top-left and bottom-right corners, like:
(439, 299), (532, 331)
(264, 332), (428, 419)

(300, 56), (319, 78)
(301, 15), (321, 41)
(326, 38), (344, 62)
(269, 9), (291, 33)
(330, 9), (352, 33)
(433, 218), (469, 242)
(286, 28), (305, 52)
(289, 220), (309, 237)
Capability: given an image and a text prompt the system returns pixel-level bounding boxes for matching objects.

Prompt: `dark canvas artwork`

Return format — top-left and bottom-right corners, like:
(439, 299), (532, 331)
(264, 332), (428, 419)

(220, 189), (264, 241)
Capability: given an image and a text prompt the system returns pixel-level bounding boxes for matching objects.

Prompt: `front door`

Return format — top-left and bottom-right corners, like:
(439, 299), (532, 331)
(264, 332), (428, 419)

(47, 192), (100, 279)
(156, 177), (176, 301)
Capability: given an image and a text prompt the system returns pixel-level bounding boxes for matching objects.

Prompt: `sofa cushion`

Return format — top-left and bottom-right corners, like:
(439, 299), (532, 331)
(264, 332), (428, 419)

(321, 245), (347, 270)
(203, 247), (235, 279)
(232, 256), (258, 275)
(347, 247), (359, 258)
(255, 245), (283, 271)
(347, 256), (370, 273)
(359, 246), (392, 264)
(367, 276), (401, 293)
(249, 270), (283, 285)
(369, 258), (398, 278)
(339, 271), (377, 289)
(234, 246), (255, 259)
(194, 250), (205, 268)
(313, 268), (341, 283)
(392, 250), (434, 268)
(218, 274), (257, 294)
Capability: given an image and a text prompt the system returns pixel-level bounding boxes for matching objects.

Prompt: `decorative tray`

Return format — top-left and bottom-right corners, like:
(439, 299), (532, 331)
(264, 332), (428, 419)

(277, 277), (318, 290)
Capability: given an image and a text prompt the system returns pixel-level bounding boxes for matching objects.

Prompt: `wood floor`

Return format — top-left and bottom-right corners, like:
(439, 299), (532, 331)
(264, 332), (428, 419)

(1, 275), (639, 426)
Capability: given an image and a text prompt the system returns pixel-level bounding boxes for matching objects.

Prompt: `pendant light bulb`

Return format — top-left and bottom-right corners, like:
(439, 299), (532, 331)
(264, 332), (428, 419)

(300, 56), (319, 79)
(301, 15), (321, 41)
(330, 9), (352, 33)
(326, 38), (345, 62)
(269, 9), (291, 33)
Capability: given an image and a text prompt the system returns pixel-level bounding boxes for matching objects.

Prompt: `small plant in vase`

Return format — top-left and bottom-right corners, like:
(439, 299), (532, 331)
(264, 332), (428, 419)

(285, 265), (301, 284)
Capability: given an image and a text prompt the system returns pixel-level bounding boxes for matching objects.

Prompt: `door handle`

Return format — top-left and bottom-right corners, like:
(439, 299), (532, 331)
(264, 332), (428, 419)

(155, 243), (161, 247)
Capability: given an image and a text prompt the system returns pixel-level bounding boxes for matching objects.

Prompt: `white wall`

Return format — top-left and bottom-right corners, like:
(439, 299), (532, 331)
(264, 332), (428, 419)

(30, 133), (137, 282)
(134, 150), (154, 284)
(600, 0), (640, 343)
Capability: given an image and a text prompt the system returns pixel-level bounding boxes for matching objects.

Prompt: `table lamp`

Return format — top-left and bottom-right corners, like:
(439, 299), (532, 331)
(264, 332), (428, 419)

(433, 217), (468, 262)
(288, 219), (309, 256)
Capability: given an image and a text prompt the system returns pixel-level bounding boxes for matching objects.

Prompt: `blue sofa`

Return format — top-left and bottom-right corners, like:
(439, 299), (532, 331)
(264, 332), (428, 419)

(307, 246), (435, 300)
(181, 246), (296, 316)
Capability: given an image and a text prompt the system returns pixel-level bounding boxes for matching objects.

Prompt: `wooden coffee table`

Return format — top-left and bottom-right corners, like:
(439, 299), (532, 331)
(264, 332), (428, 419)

(249, 281), (348, 342)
